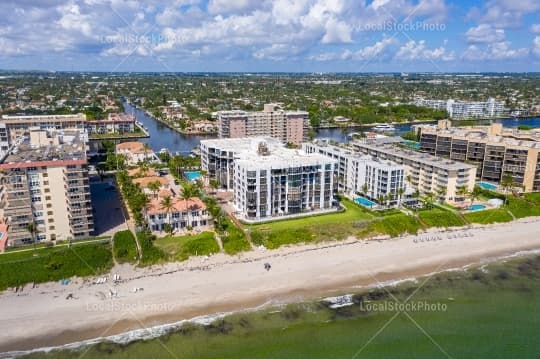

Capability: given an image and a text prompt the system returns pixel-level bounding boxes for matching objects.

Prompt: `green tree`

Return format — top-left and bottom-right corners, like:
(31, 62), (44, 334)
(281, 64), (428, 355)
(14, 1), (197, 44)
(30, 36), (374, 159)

(160, 195), (174, 233)
(147, 180), (161, 199)
(181, 183), (198, 229)
(501, 173), (514, 193)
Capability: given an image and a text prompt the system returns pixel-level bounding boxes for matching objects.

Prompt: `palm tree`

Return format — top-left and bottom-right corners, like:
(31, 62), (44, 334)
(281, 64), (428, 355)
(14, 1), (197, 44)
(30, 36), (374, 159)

(425, 192), (435, 209)
(139, 162), (149, 177)
(209, 179), (219, 194)
(456, 186), (468, 202)
(468, 186), (482, 206)
(377, 194), (385, 208)
(160, 196), (174, 233)
(142, 143), (151, 163)
(361, 183), (369, 197)
(181, 183), (197, 230)
(147, 180), (161, 199)
(500, 173), (514, 193)
(27, 222), (38, 251)
(397, 187), (405, 208)
(436, 186), (447, 203)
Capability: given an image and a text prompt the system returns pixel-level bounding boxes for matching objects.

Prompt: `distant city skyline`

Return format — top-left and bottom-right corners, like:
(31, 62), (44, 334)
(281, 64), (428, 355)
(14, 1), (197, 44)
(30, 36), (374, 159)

(0, 0), (539, 72)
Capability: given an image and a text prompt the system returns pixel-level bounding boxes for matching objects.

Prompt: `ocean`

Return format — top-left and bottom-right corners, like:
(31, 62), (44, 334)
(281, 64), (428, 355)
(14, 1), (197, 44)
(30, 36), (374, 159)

(15, 252), (540, 359)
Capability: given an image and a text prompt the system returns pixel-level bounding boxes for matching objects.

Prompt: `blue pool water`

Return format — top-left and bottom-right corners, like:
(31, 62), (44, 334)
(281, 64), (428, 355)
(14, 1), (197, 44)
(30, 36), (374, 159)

(477, 181), (497, 190)
(403, 140), (420, 149)
(184, 171), (201, 181)
(469, 204), (487, 211)
(354, 197), (376, 208)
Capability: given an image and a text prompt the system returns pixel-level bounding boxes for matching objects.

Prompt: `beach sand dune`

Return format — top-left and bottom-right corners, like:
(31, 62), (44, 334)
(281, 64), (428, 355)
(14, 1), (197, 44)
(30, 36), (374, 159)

(1, 219), (540, 352)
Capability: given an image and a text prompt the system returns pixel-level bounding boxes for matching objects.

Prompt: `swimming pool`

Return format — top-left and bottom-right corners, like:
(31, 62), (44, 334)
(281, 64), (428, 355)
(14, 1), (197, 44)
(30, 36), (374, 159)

(184, 171), (201, 181)
(477, 181), (497, 190)
(354, 196), (377, 208)
(468, 204), (486, 211)
(403, 140), (420, 149)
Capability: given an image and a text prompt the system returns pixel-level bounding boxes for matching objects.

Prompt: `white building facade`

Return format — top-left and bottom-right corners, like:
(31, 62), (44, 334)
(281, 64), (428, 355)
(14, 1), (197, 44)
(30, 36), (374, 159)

(303, 140), (406, 204)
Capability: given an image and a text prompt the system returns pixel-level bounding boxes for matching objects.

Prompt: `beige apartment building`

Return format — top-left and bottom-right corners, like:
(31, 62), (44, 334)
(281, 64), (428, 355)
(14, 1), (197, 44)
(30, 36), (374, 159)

(0, 129), (93, 247)
(352, 139), (477, 203)
(0, 114), (87, 156)
(415, 120), (540, 191)
(217, 103), (309, 145)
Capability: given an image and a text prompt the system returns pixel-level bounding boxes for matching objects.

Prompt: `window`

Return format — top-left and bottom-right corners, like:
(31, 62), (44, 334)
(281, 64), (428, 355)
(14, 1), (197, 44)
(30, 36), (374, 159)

(31, 196), (42, 203)
(48, 218), (54, 223)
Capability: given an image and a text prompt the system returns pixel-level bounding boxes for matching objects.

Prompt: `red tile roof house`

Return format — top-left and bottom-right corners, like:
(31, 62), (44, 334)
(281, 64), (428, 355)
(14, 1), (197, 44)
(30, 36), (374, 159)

(145, 197), (212, 233)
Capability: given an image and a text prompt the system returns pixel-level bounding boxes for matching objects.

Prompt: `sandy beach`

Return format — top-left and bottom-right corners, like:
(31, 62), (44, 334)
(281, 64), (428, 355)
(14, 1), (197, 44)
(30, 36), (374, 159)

(2, 218), (540, 353)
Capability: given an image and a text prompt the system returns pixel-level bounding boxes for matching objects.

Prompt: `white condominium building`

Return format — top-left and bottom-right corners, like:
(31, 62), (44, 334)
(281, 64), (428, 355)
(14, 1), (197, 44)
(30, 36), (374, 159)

(303, 140), (406, 204)
(351, 139), (477, 203)
(216, 103), (309, 145)
(201, 137), (283, 190)
(414, 98), (507, 119)
(201, 137), (338, 222)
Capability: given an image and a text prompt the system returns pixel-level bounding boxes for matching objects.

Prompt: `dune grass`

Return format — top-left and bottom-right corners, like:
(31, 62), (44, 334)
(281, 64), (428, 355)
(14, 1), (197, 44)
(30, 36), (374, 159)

(112, 230), (138, 264)
(154, 231), (220, 261)
(0, 242), (113, 291)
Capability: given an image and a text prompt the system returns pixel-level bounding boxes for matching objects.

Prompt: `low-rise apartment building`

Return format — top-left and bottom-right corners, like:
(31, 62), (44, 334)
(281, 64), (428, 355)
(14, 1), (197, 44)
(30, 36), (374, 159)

(413, 98), (507, 119)
(216, 103), (309, 145)
(87, 113), (135, 135)
(414, 120), (540, 191)
(351, 139), (477, 202)
(303, 140), (406, 204)
(0, 129), (93, 247)
(201, 137), (339, 222)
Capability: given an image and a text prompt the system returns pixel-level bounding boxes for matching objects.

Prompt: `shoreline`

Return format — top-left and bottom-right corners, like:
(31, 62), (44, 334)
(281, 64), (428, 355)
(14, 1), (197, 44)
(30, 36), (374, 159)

(2, 218), (540, 353)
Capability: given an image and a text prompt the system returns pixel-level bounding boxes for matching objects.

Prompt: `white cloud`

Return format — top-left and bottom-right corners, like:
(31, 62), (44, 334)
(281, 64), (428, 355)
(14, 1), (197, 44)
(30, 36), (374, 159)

(350, 37), (398, 60)
(462, 41), (529, 61)
(465, 24), (505, 44)
(533, 36), (540, 57)
(467, 0), (540, 28)
(207, 0), (260, 15)
(396, 40), (455, 61)
(321, 17), (352, 44)
(531, 24), (540, 33)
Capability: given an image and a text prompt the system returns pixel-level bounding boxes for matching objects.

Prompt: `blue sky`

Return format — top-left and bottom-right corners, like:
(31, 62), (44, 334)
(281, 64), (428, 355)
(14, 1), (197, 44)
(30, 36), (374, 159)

(0, 0), (539, 72)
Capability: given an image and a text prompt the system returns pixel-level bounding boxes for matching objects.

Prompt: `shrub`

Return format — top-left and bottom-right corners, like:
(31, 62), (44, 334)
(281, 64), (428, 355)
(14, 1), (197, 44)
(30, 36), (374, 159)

(113, 230), (138, 264)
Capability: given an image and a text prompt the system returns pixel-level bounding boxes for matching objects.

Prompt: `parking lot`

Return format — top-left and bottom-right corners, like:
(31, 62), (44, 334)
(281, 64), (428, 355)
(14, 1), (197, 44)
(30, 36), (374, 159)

(90, 177), (129, 236)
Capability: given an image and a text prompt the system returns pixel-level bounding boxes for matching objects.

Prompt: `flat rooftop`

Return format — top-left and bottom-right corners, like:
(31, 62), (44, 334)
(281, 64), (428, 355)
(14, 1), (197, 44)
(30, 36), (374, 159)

(201, 137), (283, 152)
(1, 133), (86, 169)
(307, 139), (403, 169)
(353, 140), (476, 171)
(235, 148), (336, 169)
(417, 124), (540, 149)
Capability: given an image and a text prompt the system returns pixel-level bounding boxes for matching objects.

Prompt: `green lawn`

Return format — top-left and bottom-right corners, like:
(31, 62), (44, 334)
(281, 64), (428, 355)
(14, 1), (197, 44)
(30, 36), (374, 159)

(464, 209), (514, 224)
(248, 199), (373, 248)
(137, 231), (167, 266)
(112, 230), (138, 264)
(362, 213), (422, 237)
(524, 192), (540, 207)
(418, 208), (465, 228)
(220, 220), (251, 255)
(0, 242), (113, 291)
(505, 196), (540, 218)
(154, 231), (220, 261)
(249, 199), (372, 231)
